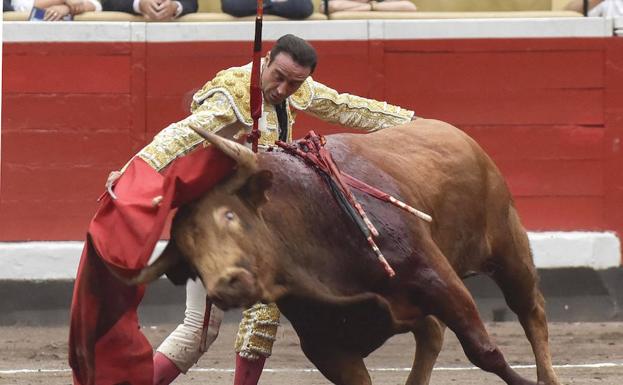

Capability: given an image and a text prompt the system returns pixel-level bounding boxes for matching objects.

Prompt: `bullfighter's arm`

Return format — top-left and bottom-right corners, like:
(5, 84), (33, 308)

(135, 92), (239, 172)
(302, 79), (415, 132)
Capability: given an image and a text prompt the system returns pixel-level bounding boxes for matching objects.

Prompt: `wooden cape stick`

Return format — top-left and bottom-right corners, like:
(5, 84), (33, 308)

(247, 0), (264, 153)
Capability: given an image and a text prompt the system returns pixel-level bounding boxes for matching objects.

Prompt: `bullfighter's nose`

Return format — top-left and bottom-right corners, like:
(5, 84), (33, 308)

(209, 268), (260, 310)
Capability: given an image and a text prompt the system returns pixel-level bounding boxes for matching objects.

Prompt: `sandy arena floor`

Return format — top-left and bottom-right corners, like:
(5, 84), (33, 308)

(0, 321), (621, 385)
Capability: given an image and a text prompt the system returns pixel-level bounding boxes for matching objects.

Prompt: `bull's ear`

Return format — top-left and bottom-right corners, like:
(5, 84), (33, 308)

(237, 170), (273, 209)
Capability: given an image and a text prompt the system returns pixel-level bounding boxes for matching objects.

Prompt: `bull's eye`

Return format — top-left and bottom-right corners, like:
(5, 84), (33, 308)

(213, 206), (241, 230)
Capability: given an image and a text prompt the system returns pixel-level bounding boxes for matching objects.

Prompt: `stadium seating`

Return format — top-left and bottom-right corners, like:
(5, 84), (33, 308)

(2, 0), (582, 22)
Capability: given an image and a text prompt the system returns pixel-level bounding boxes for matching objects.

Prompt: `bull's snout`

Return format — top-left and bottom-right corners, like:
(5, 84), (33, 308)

(208, 267), (260, 310)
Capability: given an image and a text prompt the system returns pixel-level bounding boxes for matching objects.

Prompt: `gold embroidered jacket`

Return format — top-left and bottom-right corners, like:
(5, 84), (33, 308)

(138, 62), (414, 171)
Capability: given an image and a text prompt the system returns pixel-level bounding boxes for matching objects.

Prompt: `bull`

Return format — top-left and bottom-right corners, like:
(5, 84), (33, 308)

(133, 120), (561, 385)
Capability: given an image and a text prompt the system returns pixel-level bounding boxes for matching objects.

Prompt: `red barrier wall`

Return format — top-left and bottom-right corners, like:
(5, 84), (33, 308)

(2, 38), (622, 241)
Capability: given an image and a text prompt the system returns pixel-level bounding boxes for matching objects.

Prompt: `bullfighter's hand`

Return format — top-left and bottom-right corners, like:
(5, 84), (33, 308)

(105, 171), (122, 200)
(106, 171), (122, 189)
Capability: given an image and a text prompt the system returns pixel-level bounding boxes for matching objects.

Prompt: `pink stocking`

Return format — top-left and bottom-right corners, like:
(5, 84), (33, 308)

(233, 353), (266, 385)
(153, 351), (181, 385)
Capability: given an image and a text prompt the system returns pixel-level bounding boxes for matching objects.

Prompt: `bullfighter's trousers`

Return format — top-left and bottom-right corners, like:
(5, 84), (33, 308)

(157, 279), (280, 371)
(156, 279), (224, 373)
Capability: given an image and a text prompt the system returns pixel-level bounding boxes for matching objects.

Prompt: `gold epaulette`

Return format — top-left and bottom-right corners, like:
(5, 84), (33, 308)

(192, 67), (253, 125)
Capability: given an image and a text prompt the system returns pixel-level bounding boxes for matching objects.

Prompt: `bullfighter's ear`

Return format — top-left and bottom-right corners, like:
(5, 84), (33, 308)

(237, 169), (273, 209)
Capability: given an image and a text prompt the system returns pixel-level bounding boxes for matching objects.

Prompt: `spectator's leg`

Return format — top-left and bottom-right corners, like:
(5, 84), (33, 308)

(221, 0), (314, 18)
(268, 0), (314, 19)
(233, 302), (280, 385)
(372, 0), (417, 12)
(325, 0), (372, 13)
(155, 279), (224, 383)
(220, 0), (257, 17)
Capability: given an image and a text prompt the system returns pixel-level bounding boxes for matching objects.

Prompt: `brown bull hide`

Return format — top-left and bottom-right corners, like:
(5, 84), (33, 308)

(157, 120), (561, 385)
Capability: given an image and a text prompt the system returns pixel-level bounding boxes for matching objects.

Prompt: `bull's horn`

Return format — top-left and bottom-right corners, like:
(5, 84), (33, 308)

(189, 123), (257, 170)
(123, 242), (181, 285)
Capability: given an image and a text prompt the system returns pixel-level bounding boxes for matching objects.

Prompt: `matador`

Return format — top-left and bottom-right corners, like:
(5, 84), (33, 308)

(68, 34), (414, 385)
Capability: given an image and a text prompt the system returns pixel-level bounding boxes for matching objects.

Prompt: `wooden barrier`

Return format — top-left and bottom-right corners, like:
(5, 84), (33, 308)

(1, 20), (621, 249)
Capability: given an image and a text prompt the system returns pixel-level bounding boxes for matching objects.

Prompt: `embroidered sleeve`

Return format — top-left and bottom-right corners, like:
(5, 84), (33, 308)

(304, 80), (414, 132)
(137, 92), (238, 171)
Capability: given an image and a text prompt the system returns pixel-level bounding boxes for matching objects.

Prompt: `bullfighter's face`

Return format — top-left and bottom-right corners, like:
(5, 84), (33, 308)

(261, 52), (312, 105)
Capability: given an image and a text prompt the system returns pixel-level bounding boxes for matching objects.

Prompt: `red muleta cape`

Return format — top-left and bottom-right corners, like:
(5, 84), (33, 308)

(68, 146), (235, 385)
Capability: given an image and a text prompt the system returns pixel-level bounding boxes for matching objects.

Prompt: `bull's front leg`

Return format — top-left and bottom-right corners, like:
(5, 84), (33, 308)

(406, 248), (537, 385)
